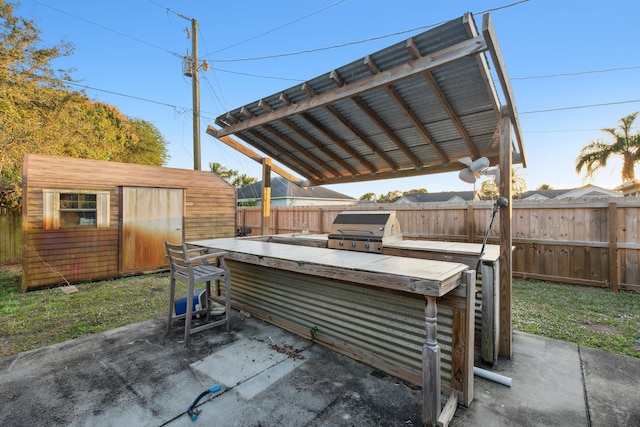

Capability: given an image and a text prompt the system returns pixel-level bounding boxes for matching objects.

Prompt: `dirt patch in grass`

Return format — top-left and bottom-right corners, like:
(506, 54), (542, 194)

(580, 320), (622, 335)
(1, 264), (22, 273)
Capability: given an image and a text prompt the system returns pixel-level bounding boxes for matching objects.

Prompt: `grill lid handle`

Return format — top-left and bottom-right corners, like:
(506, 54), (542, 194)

(335, 228), (375, 235)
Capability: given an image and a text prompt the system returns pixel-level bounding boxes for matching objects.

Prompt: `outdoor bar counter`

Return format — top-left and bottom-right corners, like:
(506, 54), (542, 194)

(240, 234), (502, 364)
(190, 236), (477, 426)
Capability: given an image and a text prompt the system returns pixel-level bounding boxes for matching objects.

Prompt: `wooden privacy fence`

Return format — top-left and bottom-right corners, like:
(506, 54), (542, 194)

(0, 209), (21, 265)
(237, 199), (640, 292)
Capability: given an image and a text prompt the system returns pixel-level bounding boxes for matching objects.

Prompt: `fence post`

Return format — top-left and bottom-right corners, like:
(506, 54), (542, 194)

(466, 202), (474, 243)
(608, 201), (619, 292)
(273, 207), (279, 235)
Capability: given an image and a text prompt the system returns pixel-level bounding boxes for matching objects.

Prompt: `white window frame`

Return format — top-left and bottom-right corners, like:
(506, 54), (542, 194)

(43, 189), (110, 230)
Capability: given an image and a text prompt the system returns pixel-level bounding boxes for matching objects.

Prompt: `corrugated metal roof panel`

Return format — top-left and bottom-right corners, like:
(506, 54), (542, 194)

(211, 12), (524, 186)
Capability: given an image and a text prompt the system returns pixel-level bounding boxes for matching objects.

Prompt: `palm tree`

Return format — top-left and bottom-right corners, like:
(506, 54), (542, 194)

(477, 166), (527, 199)
(575, 112), (640, 183)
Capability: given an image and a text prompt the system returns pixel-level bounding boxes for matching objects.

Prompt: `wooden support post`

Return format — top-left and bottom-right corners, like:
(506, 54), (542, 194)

(450, 270), (476, 407)
(423, 295), (441, 427)
(261, 158), (272, 236)
(608, 201), (619, 292)
(481, 262), (498, 364)
(498, 105), (513, 358)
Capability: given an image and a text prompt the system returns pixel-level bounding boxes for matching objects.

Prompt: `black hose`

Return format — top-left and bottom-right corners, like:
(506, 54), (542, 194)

(476, 197), (508, 272)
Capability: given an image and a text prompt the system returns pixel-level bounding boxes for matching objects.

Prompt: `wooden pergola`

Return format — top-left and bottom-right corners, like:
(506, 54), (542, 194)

(207, 12), (524, 425)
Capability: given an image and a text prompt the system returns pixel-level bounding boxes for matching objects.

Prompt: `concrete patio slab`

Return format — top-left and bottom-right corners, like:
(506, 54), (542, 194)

(1, 310), (639, 427)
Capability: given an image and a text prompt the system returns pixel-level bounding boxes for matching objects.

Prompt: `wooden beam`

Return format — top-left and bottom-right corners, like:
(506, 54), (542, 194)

(327, 70), (399, 170)
(280, 117), (360, 176)
(205, 125), (304, 185)
(463, 13), (501, 116)
(260, 123), (341, 178)
(299, 112), (377, 174)
(361, 55), (429, 167)
(304, 154), (502, 186)
(482, 14), (526, 168)
(351, 95), (424, 168)
(498, 105), (512, 358)
(296, 80), (378, 174)
(385, 81), (450, 163)
(404, 38), (472, 161)
(261, 158), (271, 236)
(324, 104), (399, 170)
(244, 129), (326, 181)
(215, 35), (488, 138)
(422, 70), (479, 159)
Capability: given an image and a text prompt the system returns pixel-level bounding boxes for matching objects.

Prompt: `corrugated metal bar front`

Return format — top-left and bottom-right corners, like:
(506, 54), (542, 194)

(226, 260), (454, 388)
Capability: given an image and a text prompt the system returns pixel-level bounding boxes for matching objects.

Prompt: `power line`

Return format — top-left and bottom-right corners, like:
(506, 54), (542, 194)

(63, 80), (183, 110)
(208, 23), (443, 63)
(202, 0), (347, 58)
(207, 0), (528, 63)
(30, 0), (183, 58)
(512, 65), (640, 80)
(520, 99), (640, 115)
(476, 0), (530, 14)
(65, 78), (640, 122)
(211, 67), (305, 82)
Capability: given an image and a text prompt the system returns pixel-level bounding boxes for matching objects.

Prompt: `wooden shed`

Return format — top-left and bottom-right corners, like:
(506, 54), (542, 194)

(21, 154), (236, 290)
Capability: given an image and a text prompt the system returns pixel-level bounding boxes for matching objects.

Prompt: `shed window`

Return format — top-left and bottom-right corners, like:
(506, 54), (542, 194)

(43, 190), (110, 230)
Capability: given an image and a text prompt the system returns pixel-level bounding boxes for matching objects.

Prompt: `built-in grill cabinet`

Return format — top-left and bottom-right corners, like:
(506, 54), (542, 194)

(327, 211), (403, 253)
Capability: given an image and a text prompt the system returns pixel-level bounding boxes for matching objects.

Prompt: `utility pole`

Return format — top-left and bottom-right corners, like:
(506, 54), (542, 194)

(191, 18), (200, 171)
(181, 14), (207, 171)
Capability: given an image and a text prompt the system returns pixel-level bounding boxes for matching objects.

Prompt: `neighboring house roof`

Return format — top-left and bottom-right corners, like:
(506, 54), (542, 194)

(395, 191), (477, 203)
(517, 185), (621, 200)
(517, 189), (572, 200)
(237, 176), (356, 202)
(615, 179), (640, 196)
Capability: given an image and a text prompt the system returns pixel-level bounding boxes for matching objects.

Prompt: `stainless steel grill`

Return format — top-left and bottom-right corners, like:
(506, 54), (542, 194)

(327, 211), (402, 253)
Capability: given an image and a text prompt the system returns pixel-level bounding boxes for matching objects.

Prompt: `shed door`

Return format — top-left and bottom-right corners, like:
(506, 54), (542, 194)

(121, 187), (184, 272)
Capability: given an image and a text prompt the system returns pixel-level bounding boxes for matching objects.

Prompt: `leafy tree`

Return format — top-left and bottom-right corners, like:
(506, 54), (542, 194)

(359, 192), (377, 202)
(404, 188), (427, 194)
(0, 2), (168, 210)
(511, 167), (527, 195)
(209, 162), (257, 189)
(377, 190), (403, 203)
(477, 180), (498, 200)
(576, 112), (640, 183)
(537, 184), (553, 190)
(476, 167), (527, 200)
(232, 173), (257, 189)
(209, 162), (236, 180)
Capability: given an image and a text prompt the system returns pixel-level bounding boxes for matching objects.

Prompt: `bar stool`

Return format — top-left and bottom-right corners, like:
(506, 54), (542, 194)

(164, 241), (231, 347)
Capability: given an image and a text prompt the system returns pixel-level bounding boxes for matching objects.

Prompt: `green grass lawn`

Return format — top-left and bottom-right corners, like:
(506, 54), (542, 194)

(513, 279), (640, 357)
(1, 266), (639, 358)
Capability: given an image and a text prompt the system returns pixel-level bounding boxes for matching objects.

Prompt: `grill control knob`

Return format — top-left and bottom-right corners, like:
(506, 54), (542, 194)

(339, 241), (344, 246)
(351, 242), (356, 247)
(364, 243), (369, 249)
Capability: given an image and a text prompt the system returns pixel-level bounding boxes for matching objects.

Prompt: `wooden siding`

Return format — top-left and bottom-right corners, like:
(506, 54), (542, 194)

(22, 154), (236, 290)
(0, 209), (21, 265)
(238, 199), (640, 292)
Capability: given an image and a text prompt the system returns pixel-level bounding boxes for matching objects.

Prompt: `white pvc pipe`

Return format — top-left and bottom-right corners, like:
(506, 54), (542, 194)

(474, 366), (512, 387)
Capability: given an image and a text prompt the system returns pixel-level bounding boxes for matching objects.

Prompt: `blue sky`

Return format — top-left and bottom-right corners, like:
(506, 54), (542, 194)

(15, 0), (640, 199)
